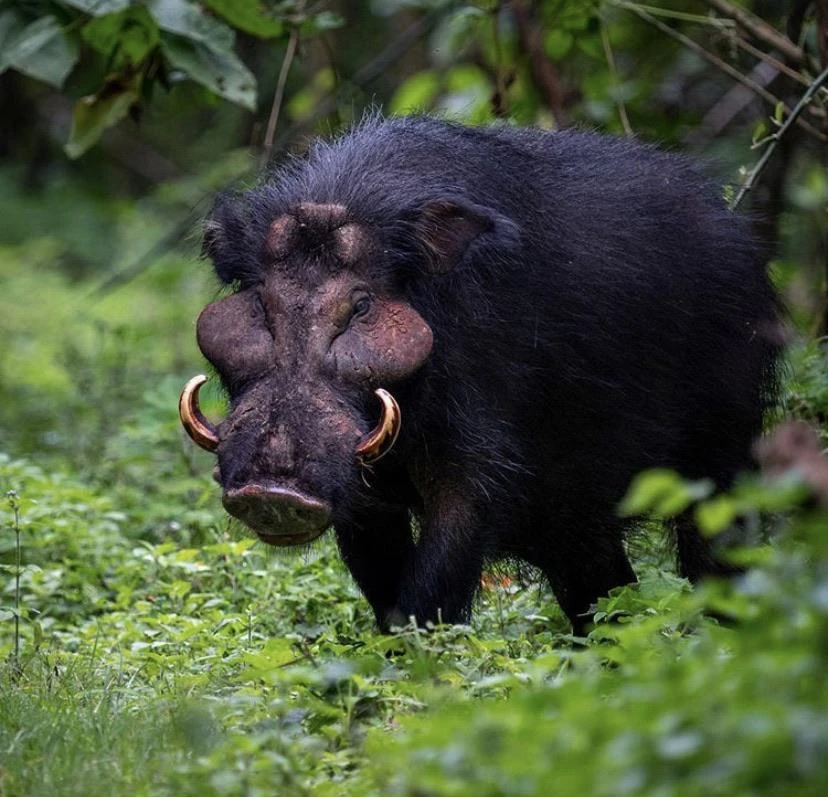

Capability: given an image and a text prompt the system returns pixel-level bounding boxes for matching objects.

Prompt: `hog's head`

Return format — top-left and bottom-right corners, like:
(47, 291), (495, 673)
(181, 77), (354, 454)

(179, 197), (494, 546)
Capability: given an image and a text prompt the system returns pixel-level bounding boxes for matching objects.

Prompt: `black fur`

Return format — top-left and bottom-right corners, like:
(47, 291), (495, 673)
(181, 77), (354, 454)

(202, 116), (782, 633)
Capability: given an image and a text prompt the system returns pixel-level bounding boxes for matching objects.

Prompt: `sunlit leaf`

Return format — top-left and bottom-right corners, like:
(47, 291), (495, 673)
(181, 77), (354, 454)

(81, 6), (160, 67)
(390, 70), (440, 114)
(65, 73), (141, 158)
(202, 0), (283, 38)
(619, 469), (686, 517)
(695, 495), (737, 536)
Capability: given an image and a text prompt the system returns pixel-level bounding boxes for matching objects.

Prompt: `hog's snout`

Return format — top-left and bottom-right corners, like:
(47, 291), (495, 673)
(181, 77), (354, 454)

(222, 484), (331, 546)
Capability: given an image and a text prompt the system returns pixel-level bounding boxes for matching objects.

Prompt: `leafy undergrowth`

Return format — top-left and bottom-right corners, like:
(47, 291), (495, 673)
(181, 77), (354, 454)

(2, 447), (828, 796)
(1, 239), (827, 795)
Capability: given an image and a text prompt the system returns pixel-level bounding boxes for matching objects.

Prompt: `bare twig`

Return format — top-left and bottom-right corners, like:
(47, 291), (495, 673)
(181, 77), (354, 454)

(728, 32), (811, 88)
(618, 2), (827, 142)
(616, 4), (734, 27)
(510, 0), (569, 127)
(685, 61), (779, 146)
(731, 63), (828, 209)
(818, 0), (828, 68)
(260, 4), (304, 169)
(6, 490), (21, 669)
(600, 15), (633, 136)
(704, 0), (805, 65)
(490, 1), (510, 118)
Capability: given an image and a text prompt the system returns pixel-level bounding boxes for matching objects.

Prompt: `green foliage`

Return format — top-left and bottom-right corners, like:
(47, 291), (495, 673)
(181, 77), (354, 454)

(1, 241), (827, 793)
(0, 1), (343, 156)
(81, 5), (160, 67)
(201, 0), (284, 38)
(160, 31), (256, 110)
(0, 13), (79, 87)
(65, 71), (143, 158)
(1, 1), (828, 794)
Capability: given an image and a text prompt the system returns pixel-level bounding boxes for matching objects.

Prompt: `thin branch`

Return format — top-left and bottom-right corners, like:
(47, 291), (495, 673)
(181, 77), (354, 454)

(260, 6), (303, 169)
(510, 0), (569, 127)
(616, 1), (827, 142)
(622, 4), (734, 27)
(490, 1), (510, 118)
(728, 31), (811, 88)
(600, 15), (633, 136)
(704, 0), (805, 65)
(731, 63), (828, 209)
(685, 60), (778, 147)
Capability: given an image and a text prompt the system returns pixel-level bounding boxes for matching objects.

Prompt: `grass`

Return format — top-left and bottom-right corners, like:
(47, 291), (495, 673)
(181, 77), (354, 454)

(1, 239), (828, 795)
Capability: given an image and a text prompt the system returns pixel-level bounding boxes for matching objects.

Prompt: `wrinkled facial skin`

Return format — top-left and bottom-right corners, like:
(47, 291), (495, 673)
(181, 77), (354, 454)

(197, 211), (433, 546)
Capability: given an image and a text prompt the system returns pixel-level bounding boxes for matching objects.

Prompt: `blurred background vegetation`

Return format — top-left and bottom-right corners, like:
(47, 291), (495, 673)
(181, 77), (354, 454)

(1, 0), (827, 467)
(1, 1), (828, 795)
(0, 0), (827, 470)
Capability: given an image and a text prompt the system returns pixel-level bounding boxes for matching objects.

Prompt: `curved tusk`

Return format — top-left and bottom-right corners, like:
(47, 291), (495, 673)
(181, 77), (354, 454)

(179, 374), (220, 453)
(356, 389), (401, 463)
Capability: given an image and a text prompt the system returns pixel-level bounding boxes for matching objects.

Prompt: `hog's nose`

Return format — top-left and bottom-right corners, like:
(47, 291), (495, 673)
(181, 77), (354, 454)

(222, 484), (331, 546)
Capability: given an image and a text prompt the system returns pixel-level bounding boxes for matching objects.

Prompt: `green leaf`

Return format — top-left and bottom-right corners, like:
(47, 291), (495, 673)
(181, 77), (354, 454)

(161, 33), (256, 111)
(390, 70), (440, 115)
(559, 2), (594, 31)
(286, 67), (335, 122)
(576, 32), (603, 58)
(202, 0), (283, 39)
(147, 0), (235, 50)
(619, 469), (713, 518)
(65, 74), (141, 158)
(619, 469), (686, 516)
(0, 10), (25, 69)
(752, 120), (768, 145)
(82, 6), (160, 67)
(57, 0), (131, 15)
(242, 637), (298, 673)
(0, 16), (79, 88)
(544, 29), (573, 60)
(695, 496), (737, 536)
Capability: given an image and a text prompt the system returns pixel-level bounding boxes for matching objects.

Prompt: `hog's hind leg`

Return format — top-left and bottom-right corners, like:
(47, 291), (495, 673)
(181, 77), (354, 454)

(530, 511), (637, 635)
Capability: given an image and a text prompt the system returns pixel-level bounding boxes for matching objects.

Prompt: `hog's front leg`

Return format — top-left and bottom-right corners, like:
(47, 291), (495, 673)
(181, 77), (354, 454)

(392, 486), (490, 628)
(334, 508), (415, 629)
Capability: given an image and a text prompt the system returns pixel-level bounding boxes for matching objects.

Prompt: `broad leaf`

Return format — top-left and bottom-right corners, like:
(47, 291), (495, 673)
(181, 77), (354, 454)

(0, 10), (25, 70)
(57, 0), (131, 15)
(82, 6), (160, 67)
(161, 33), (256, 110)
(202, 0), (283, 39)
(65, 73), (141, 158)
(0, 16), (79, 88)
(147, 0), (234, 50)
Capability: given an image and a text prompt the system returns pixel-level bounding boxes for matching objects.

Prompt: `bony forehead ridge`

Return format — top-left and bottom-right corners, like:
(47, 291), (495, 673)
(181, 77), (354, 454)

(266, 202), (368, 267)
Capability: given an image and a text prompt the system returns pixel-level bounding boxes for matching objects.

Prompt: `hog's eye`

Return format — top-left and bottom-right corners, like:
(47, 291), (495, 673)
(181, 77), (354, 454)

(352, 295), (371, 320)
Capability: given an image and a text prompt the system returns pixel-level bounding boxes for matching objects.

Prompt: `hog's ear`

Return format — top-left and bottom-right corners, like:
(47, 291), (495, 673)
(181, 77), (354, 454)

(414, 199), (497, 274)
